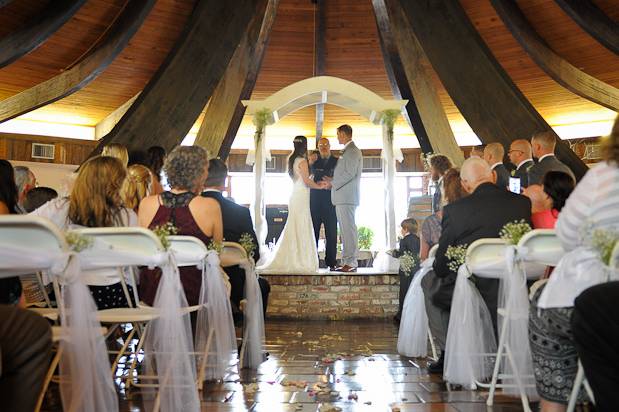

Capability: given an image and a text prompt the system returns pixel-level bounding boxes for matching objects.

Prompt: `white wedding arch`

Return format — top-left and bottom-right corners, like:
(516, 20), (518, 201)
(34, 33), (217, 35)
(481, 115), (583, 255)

(242, 76), (408, 270)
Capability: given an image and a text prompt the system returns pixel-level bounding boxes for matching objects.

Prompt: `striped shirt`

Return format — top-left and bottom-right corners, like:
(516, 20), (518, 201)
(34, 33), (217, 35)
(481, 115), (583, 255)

(556, 161), (619, 251)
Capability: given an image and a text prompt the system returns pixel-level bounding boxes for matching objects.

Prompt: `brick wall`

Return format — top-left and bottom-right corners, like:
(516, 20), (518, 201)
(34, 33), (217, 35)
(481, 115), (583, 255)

(262, 273), (400, 320)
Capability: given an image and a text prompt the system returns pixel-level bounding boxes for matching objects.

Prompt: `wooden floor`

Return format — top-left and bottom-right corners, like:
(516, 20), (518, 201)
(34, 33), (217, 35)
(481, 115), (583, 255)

(43, 320), (530, 411)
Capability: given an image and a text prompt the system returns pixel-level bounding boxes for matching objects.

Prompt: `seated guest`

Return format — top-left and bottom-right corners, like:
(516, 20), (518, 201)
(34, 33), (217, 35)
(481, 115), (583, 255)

(0, 160), (23, 306)
(23, 187), (58, 213)
(483, 142), (509, 189)
(426, 157), (531, 373)
(146, 146), (166, 195)
(31, 156), (138, 309)
(428, 154), (453, 214)
(0, 305), (51, 412)
(138, 146), (223, 306)
(524, 171), (574, 229)
(572, 281), (619, 412)
(102, 143), (129, 168)
(121, 164), (152, 213)
(508, 139), (534, 188)
(13, 165), (37, 214)
(528, 131), (575, 185)
(202, 159), (270, 318)
(529, 116), (619, 411)
(392, 218), (420, 322)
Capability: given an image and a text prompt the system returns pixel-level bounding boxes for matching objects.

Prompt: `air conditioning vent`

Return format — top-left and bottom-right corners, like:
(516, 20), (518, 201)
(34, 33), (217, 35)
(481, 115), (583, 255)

(31, 143), (55, 160)
(362, 156), (382, 172)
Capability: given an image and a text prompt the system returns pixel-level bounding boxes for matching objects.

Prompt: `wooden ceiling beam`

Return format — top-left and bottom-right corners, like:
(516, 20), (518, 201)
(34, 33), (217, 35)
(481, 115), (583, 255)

(194, 0), (278, 160)
(0, 0), (156, 124)
(554, 0), (619, 56)
(397, 0), (587, 180)
(491, 0), (619, 112)
(0, 0), (87, 69)
(92, 0), (262, 155)
(374, 0), (463, 164)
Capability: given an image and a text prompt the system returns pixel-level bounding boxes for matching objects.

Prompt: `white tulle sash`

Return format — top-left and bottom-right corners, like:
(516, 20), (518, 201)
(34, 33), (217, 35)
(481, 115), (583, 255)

(443, 263), (497, 388)
(240, 259), (265, 368)
(538, 246), (619, 309)
(397, 257), (434, 357)
(0, 245), (119, 412)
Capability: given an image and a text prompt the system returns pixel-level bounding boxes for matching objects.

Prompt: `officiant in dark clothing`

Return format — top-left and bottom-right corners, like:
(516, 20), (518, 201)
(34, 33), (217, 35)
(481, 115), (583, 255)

(310, 138), (338, 270)
(202, 159), (270, 319)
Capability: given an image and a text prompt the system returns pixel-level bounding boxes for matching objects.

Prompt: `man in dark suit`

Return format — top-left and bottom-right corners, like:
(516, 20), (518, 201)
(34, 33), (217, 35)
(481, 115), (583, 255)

(202, 159), (270, 319)
(310, 138), (338, 270)
(426, 157), (532, 373)
(508, 139), (534, 188)
(483, 142), (510, 189)
(528, 131), (576, 185)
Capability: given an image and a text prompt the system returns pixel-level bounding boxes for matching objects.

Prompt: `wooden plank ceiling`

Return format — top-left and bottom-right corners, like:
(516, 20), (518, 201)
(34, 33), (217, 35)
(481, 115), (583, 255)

(0, 0), (617, 147)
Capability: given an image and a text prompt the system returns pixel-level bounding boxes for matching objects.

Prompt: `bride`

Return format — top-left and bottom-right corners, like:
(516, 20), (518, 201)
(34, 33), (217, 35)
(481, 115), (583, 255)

(258, 135), (328, 273)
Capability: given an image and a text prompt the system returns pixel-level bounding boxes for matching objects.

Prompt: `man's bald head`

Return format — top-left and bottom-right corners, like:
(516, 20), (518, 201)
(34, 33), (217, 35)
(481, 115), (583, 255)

(483, 142), (505, 165)
(508, 139), (532, 165)
(460, 157), (494, 193)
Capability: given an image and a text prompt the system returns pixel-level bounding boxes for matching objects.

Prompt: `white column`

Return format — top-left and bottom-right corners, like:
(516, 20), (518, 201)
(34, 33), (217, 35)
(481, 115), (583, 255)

(382, 121), (397, 251)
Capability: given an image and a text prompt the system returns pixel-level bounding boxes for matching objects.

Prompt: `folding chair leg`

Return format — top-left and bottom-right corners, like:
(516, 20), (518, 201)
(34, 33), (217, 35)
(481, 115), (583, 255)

(567, 361), (586, 412)
(197, 328), (215, 391)
(111, 327), (136, 374)
(487, 311), (510, 407)
(126, 323), (149, 390)
(35, 346), (63, 412)
(427, 328), (438, 361)
(504, 345), (532, 412)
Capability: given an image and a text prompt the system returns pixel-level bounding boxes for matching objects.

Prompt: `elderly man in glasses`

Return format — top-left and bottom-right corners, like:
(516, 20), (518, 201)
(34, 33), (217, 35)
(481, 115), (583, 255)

(508, 139), (534, 188)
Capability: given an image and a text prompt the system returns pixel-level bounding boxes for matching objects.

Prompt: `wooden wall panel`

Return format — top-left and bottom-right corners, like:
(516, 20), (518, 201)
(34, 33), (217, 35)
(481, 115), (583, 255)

(0, 133), (96, 164)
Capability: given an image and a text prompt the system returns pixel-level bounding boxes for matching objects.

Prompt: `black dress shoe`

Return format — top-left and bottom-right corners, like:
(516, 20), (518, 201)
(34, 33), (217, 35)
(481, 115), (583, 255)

(329, 266), (340, 272)
(427, 352), (444, 374)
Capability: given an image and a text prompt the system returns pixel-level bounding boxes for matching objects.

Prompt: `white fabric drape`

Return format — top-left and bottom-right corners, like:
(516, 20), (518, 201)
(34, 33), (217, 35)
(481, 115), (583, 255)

(443, 264), (497, 388)
(0, 246), (119, 412)
(397, 257), (434, 357)
(240, 260), (265, 368)
(246, 127), (269, 256)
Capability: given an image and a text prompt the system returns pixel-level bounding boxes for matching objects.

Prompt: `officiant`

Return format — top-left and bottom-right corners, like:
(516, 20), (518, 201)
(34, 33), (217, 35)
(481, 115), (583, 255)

(310, 138), (338, 270)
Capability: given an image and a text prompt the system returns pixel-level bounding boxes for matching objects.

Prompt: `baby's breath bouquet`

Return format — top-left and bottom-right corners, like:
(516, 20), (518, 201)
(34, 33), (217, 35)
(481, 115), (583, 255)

(207, 240), (223, 254)
(500, 219), (532, 245)
(446, 244), (468, 272)
(399, 251), (420, 276)
(151, 222), (178, 250)
(590, 229), (619, 266)
(239, 232), (256, 258)
(65, 232), (93, 252)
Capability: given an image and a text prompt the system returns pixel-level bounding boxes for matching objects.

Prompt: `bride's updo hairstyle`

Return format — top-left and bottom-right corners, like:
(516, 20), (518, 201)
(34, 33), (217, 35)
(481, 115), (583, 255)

(69, 155), (128, 227)
(288, 135), (308, 178)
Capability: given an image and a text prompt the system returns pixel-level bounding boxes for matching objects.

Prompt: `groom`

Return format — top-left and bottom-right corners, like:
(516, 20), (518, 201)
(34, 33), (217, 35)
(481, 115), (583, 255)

(328, 124), (363, 273)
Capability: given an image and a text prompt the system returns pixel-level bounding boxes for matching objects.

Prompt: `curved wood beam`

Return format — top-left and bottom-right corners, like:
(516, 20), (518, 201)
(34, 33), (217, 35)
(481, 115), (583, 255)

(491, 0), (619, 112)
(0, 0), (87, 69)
(396, 0), (588, 180)
(0, 0), (156, 124)
(554, 0), (619, 55)
(0, 0), (15, 8)
(194, 0), (278, 159)
(93, 0), (261, 154)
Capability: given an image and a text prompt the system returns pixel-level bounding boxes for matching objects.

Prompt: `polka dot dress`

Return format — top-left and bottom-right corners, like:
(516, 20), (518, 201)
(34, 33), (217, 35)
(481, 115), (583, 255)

(88, 283), (136, 310)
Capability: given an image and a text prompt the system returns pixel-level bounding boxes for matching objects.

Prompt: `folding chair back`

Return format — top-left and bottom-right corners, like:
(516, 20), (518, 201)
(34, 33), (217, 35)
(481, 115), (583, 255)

(220, 242), (249, 267)
(168, 235), (208, 267)
(466, 238), (508, 279)
(518, 229), (564, 267)
(428, 244), (439, 259)
(74, 227), (164, 260)
(0, 215), (67, 277)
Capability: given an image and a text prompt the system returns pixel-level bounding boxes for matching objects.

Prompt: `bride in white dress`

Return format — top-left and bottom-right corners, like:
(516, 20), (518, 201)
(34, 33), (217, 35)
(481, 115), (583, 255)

(258, 135), (328, 274)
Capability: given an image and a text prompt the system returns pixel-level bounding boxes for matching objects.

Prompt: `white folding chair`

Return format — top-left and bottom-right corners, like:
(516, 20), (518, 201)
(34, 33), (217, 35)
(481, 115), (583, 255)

(565, 238), (617, 411)
(72, 227), (202, 396)
(464, 238), (536, 412)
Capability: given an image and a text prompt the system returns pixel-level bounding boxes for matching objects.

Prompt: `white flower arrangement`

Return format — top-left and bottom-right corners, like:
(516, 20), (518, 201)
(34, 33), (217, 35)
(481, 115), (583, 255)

(446, 244), (468, 272)
(590, 229), (619, 266)
(399, 251), (420, 276)
(207, 240), (223, 254)
(151, 222), (178, 250)
(500, 219), (532, 245)
(239, 232), (256, 259)
(65, 232), (93, 252)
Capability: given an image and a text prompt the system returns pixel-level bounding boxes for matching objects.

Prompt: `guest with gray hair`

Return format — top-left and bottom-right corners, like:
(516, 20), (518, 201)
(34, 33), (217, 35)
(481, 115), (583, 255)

(138, 145), (223, 306)
(13, 165), (36, 213)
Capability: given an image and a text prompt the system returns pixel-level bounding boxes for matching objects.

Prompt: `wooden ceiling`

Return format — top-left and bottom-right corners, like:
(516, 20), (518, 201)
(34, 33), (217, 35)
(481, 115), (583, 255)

(0, 0), (617, 146)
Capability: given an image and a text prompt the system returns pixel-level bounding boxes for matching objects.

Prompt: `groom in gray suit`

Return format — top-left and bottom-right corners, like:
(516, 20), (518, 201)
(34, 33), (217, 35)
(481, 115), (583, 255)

(328, 124), (363, 273)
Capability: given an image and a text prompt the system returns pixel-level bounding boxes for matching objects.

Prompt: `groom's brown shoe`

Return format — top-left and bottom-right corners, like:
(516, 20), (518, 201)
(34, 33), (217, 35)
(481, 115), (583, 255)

(336, 265), (357, 273)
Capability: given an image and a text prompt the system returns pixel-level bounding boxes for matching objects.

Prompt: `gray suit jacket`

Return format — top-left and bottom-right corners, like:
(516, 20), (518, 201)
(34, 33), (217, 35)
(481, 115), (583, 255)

(331, 141), (363, 205)
(528, 155), (575, 185)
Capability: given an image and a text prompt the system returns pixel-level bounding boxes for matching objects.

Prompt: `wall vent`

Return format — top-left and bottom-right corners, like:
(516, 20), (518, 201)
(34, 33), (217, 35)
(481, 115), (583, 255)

(31, 143), (55, 160)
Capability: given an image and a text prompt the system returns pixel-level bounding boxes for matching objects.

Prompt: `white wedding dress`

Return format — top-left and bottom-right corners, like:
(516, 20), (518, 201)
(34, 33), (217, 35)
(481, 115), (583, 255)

(258, 157), (319, 274)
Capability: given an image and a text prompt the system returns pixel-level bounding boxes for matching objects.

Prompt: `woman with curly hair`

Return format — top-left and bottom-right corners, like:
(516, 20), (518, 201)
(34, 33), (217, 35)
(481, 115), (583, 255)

(138, 146), (223, 306)
(31, 156), (138, 309)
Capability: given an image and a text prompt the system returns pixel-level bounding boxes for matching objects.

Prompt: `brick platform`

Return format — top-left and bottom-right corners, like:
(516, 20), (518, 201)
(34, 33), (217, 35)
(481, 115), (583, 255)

(262, 270), (400, 320)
